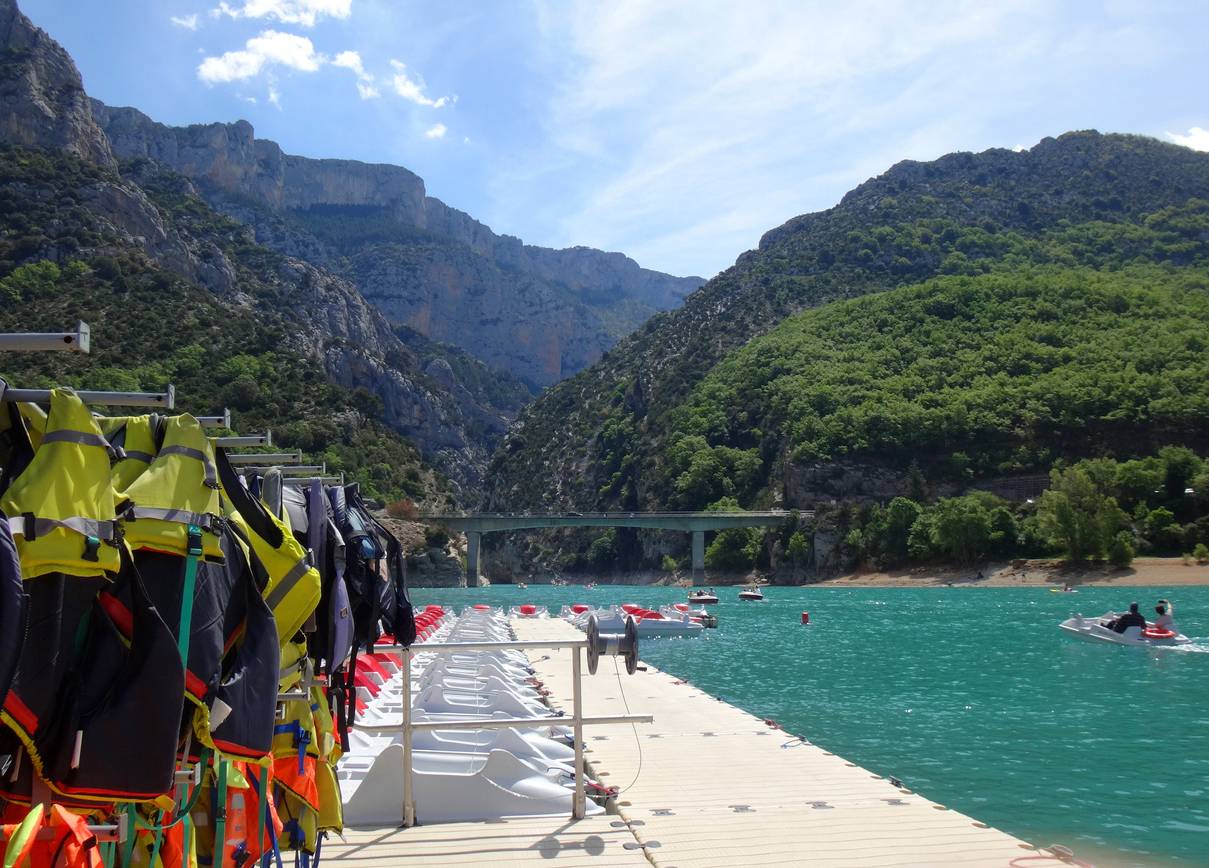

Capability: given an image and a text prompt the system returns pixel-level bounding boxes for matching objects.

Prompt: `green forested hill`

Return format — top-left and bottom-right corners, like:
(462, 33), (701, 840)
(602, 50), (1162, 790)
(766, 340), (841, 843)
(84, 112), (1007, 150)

(488, 133), (1209, 574)
(665, 209), (1209, 507)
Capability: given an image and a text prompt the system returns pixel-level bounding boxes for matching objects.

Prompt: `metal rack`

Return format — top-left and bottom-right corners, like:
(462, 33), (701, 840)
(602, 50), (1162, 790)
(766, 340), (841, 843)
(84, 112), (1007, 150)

(0, 322), (91, 354)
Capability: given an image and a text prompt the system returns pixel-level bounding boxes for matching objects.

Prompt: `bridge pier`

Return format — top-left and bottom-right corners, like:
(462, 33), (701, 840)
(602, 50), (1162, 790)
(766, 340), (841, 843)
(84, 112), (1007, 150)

(691, 530), (705, 580)
(465, 531), (481, 587)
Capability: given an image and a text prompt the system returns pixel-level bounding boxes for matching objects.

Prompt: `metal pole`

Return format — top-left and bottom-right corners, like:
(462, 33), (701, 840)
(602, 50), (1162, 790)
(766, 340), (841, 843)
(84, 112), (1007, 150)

(572, 645), (585, 820)
(0, 322), (90, 353)
(402, 646), (416, 828)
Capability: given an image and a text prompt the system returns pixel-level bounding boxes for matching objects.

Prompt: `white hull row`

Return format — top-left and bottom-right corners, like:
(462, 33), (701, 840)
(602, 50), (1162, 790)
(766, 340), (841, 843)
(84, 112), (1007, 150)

(1058, 612), (1191, 646)
(560, 604), (704, 638)
(339, 606), (602, 825)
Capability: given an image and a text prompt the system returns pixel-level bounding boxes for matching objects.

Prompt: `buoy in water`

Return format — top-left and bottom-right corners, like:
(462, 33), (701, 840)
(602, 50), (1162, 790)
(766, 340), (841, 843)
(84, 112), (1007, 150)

(801, 611), (810, 625)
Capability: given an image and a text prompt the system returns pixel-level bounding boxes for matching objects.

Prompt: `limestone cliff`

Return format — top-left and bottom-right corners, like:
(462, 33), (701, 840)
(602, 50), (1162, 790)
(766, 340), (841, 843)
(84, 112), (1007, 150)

(87, 102), (703, 386)
(0, 0), (112, 167)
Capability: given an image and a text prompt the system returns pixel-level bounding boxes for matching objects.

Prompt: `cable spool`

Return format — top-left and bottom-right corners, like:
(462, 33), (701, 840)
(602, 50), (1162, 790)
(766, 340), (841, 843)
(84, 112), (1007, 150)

(586, 614), (639, 675)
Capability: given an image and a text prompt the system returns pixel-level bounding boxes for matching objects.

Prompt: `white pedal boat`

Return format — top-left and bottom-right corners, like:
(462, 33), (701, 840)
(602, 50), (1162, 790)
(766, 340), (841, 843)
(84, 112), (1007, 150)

(1058, 613), (1191, 646)
(340, 745), (600, 825)
(510, 604), (549, 618)
(596, 609), (703, 639)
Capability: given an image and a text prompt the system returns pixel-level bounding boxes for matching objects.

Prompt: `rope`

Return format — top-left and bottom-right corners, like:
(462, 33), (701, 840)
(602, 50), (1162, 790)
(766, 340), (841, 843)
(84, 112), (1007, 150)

(611, 656), (643, 795)
(1009, 844), (1092, 867)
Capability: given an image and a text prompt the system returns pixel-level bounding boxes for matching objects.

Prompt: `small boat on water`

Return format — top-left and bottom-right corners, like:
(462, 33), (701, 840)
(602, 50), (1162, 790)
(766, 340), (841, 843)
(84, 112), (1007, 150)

(1058, 612), (1191, 646)
(688, 588), (719, 604)
(516, 582), (528, 590)
(738, 586), (764, 601)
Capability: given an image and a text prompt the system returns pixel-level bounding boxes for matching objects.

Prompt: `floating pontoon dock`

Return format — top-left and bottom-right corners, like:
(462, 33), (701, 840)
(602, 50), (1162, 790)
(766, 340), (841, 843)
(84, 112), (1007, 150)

(326, 618), (1073, 866)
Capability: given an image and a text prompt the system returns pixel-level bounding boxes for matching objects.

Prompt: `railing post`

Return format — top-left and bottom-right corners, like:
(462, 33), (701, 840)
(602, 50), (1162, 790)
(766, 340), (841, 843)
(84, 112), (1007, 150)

(402, 647), (416, 827)
(572, 644), (585, 819)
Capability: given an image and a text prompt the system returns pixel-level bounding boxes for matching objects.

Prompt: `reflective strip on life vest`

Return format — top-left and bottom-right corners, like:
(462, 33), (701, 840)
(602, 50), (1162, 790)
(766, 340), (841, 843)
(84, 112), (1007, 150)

(265, 557), (311, 613)
(6, 515), (118, 542)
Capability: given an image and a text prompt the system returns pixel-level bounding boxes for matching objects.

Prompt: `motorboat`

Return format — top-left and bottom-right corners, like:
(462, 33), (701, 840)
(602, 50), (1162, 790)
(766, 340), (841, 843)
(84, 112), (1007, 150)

(1058, 612), (1191, 646)
(738, 586), (765, 601)
(688, 588), (719, 604)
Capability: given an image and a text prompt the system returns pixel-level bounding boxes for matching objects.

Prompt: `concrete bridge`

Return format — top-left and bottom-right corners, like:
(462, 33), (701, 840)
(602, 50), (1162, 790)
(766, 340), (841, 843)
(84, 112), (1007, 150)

(421, 511), (805, 585)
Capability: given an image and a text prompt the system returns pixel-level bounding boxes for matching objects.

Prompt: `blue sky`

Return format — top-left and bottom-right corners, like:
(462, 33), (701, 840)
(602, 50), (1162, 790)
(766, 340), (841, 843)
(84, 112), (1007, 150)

(19, 0), (1209, 278)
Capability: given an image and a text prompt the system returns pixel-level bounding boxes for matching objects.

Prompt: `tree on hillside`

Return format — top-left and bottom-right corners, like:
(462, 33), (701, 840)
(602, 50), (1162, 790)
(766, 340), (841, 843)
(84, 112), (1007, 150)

(1036, 467), (1126, 561)
(866, 496), (921, 566)
(786, 531), (810, 572)
(931, 495), (992, 563)
(1159, 445), (1202, 500)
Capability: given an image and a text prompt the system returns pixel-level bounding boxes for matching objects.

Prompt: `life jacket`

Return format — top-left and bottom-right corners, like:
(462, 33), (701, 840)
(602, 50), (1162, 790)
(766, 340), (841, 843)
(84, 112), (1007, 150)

(0, 517), (28, 712)
(189, 761), (282, 868)
(306, 481), (352, 678)
(36, 543), (185, 804)
(100, 415), (161, 496)
(270, 642), (319, 815)
(214, 452), (319, 647)
(0, 390), (120, 580)
(0, 391), (123, 789)
(0, 803), (104, 868)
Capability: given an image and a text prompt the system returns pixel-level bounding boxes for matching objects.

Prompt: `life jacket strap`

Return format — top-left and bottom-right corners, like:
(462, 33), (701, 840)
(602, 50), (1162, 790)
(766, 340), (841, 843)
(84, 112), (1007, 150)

(125, 506), (220, 533)
(8, 515), (118, 543)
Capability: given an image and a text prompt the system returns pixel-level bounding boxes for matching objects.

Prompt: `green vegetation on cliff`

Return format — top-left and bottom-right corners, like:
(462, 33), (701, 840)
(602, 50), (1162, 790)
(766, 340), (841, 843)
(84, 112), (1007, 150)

(0, 146), (444, 503)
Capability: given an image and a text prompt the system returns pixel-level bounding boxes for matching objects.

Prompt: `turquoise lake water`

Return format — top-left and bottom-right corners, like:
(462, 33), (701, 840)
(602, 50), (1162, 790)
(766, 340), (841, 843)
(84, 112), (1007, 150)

(411, 583), (1209, 867)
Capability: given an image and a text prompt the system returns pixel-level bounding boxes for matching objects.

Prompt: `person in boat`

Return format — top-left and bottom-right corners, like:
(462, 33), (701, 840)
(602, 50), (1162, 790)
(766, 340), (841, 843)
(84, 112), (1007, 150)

(1108, 602), (1147, 633)
(1153, 600), (1175, 630)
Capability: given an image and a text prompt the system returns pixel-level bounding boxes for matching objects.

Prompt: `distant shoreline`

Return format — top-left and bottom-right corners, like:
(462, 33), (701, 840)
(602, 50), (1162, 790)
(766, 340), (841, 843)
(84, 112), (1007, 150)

(816, 557), (1209, 588)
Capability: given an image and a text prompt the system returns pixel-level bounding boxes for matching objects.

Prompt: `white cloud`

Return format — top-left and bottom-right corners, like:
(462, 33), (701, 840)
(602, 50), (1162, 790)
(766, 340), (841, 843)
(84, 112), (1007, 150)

(268, 82), (282, 108)
(390, 60), (450, 108)
(333, 50), (379, 99)
(198, 30), (321, 83)
(198, 49), (264, 83)
(425, 123), (448, 139)
(1168, 126), (1209, 152)
(212, 0), (351, 28)
(170, 13), (200, 30)
(331, 50), (368, 79)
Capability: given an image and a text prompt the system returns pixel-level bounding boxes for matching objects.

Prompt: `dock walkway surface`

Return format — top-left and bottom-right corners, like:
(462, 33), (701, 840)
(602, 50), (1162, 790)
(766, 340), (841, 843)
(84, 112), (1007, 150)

(326, 618), (1072, 867)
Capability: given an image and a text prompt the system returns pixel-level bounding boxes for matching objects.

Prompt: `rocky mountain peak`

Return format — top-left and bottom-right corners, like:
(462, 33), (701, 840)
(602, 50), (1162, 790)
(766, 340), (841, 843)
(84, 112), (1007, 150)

(0, 0), (113, 167)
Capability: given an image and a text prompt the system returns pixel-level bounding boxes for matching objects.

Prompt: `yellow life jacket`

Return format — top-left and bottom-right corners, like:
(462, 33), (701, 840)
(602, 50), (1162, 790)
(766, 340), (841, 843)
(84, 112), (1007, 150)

(101, 414), (159, 495)
(0, 389), (120, 579)
(121, 415), (225, 561)
(221, 499), (320, 646)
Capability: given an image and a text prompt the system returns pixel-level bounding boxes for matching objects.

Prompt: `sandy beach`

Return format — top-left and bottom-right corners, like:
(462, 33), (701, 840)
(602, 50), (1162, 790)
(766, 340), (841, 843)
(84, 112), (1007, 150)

(817, 557), (1209, 588)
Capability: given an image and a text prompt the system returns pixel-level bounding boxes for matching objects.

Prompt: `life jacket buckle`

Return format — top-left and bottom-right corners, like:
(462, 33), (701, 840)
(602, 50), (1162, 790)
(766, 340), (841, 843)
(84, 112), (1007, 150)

(22, 512), (36, 541)
(186, 525), (204, 557)
(82, 535), (101, 563)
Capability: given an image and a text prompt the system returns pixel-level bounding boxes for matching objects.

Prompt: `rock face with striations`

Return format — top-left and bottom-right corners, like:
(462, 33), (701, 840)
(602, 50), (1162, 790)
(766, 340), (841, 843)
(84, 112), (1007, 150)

(87, 101), (703, 387)
(0, 0), (112, 167)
